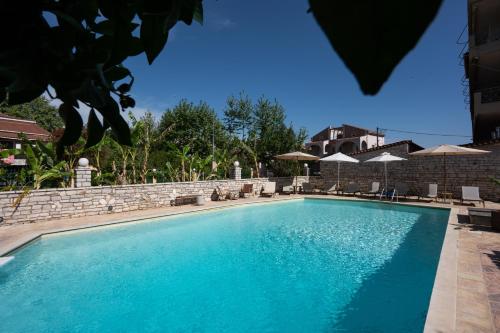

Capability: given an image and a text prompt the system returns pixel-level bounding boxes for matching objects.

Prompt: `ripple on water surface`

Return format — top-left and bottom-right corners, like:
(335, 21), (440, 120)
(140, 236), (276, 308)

(0, 199), (448, 332)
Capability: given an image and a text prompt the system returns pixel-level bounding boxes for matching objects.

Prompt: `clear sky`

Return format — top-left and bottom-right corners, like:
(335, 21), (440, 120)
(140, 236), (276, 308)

(122, 0), (470, 148)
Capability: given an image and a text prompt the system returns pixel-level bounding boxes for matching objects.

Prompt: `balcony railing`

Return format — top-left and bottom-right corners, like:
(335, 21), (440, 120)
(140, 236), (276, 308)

(480, 86), (500, 103)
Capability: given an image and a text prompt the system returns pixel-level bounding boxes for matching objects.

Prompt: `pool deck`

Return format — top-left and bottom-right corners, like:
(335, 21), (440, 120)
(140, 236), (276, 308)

(0, 194), (499, 332)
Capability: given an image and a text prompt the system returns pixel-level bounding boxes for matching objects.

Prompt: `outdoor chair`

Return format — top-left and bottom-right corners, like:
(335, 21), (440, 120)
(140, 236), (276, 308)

(261, 182), (277, 197)
(215, 186), (238, 201)
(324, 183), (338, 195)
(362, 182), (380, 198)
(343, 182), (361, 196)
(240, 184), (254, 198)
(425, 184), (438, 202)
(391, 182), (410, 202)
(461, 186), (485, 207)
(281, 185), (294, 195)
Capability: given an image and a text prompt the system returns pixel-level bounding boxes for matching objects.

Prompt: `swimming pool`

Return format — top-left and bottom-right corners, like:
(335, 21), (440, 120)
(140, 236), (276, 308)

(0, 199), (449, 332)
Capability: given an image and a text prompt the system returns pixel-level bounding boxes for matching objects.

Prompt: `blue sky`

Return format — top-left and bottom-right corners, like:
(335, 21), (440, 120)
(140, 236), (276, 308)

(122, 0), (470, 147)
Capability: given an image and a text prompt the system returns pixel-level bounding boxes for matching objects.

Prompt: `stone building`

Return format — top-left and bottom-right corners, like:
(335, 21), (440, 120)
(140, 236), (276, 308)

(305, 124), (384, 157)
(465, 0), (500, 142)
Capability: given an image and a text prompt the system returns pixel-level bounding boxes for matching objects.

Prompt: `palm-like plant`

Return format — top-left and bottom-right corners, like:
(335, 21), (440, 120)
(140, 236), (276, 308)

(23, 142), (69, 189)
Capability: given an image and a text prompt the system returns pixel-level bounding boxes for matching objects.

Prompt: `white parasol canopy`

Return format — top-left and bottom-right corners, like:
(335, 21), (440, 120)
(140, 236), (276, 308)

(364, 152), (406, 194)
(410, 144), (490, 194)
(320, 152), (359, 188)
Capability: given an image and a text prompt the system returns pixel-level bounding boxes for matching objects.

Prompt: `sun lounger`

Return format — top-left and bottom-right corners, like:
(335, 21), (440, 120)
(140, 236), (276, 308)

(343, 182), (360, 196)
(261, 182), (277, 197)
(363, 182), (380, 197)
(215, 186), (238, 201)
(461, 186), (485, 207)
(324, 184), (338, 195)
(425, 184), (438, 201)
(240, 184), (254, 198)
(281, 185), (294, 195)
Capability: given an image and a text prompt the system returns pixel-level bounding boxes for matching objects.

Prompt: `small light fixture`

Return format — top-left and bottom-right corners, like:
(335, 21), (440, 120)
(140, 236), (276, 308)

(234, 161), (240, 167)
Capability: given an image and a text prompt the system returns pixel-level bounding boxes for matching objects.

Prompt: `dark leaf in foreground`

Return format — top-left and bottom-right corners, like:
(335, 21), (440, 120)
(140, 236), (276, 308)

(309, 0), (443, 95)
(85, 109), (106, 148)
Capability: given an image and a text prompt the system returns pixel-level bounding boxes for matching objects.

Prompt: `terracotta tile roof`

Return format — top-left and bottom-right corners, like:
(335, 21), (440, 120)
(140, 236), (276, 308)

(348, 140), (424, 156)
(0, 114), (51, 141)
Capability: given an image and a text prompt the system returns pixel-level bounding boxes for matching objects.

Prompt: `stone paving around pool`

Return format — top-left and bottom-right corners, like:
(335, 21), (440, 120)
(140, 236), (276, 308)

(0, 194), (499, 332)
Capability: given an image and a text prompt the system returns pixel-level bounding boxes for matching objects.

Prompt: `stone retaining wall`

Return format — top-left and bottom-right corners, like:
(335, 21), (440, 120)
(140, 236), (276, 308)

(320, 142), (500, 201)
(0, 178), (272, 225)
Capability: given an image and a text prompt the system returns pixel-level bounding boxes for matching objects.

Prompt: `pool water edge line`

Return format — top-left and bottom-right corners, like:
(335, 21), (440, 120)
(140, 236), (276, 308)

(0, 197), (303, 257)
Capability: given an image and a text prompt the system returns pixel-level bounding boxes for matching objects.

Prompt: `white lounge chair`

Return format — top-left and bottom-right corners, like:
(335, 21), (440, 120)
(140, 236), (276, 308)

(363, 182), (380, 197)
(261, 182), (277, 197)
(461, 186), (485, 207)
(426, 184), (438, 201)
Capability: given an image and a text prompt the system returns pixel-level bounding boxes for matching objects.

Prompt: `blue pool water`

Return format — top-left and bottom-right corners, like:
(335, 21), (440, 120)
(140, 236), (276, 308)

(0, 199), (448, 332)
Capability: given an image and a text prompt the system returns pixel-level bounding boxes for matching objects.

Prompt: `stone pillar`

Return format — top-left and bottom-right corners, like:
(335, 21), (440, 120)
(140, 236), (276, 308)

(303, 163), (310, 177)
(75, 158), (92, 188)
(258, 162), (265, 178)
(230, 161), (241, 180)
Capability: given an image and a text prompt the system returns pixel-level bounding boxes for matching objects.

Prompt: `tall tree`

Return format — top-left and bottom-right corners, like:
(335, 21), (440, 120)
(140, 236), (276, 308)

(157, 100), (227, 158)
(0, 96), (63, 132)
(248, 97), (307, 175)
(223, 92), (253, 139)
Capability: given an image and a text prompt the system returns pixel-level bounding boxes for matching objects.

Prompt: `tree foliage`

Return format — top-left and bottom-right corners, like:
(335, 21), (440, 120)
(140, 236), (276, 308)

(0, 96), (63, 132)
(1, 0), (203, 153)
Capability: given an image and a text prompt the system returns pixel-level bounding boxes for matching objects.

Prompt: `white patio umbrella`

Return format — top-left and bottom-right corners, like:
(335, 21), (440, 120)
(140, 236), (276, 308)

(320, 152), (359, 188)
(275, 151), (319, 192)
(364, 152), (406, 194)
(409, 144), (490, 194)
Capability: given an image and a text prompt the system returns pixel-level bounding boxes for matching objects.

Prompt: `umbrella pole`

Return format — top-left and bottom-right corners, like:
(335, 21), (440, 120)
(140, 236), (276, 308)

(337, 162), (340, 189)
(443, 153), (447, 197)
(385, 162), (388, 198)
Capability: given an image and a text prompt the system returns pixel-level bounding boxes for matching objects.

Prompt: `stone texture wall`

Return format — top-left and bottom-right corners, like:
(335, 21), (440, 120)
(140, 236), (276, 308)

(0, 178), (272, 225)
(320, 142), (500, 201)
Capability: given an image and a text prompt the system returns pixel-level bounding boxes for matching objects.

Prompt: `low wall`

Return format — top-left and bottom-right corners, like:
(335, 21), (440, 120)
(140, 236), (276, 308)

(0, 178), (272, 225)
(320, 142), (500, 201)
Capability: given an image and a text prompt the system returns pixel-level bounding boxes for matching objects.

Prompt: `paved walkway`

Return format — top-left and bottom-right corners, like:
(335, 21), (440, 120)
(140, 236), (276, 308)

(1, 194), (499, 332)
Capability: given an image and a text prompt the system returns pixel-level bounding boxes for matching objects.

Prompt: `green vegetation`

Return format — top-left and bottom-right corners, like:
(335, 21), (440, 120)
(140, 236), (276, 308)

(0, 94), (307, 189)
(0, 96), (63, 132)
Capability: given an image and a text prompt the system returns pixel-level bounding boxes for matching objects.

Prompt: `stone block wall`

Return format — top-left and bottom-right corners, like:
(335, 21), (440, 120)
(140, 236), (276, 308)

(0, 178), (272, 225)
(320, 142), (500, 201)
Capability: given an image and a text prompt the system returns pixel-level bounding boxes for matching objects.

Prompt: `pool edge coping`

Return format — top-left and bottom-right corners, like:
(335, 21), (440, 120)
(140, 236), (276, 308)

(423, 207), (458, 333)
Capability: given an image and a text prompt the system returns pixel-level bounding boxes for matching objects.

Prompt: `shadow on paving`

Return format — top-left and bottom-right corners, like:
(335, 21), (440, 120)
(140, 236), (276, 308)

(329, 213), (447, 333)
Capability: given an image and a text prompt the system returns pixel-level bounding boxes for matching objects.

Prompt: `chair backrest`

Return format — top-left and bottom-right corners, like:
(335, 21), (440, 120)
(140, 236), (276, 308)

(327, 183), (337, 192)
(263, 182), (276, 193)
(428, 184), (438, 196)
(242, 183), (253, 193)
(371, 182), (380, 192)
(462, 186), (480, 200)
(282, 185), (293, 192)
(347, 182), (359, 192)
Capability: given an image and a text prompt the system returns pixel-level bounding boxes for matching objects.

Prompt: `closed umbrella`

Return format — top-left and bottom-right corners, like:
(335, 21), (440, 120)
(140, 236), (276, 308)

(320, 152), (359, 189)
(409, 144), (490, 195)
(364, 152), (406, 195)
(275, 151), (319, 193)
